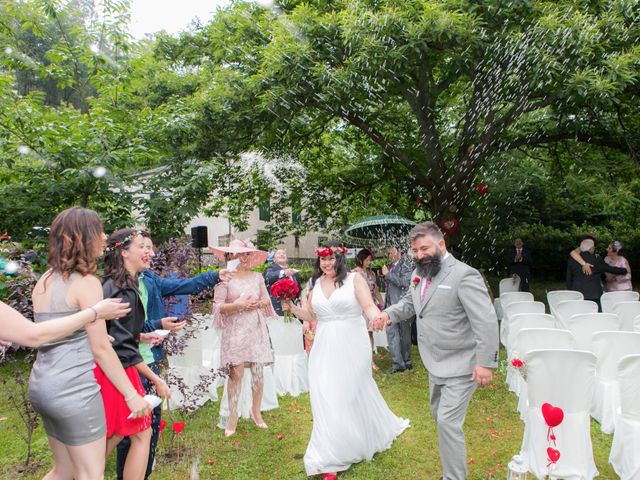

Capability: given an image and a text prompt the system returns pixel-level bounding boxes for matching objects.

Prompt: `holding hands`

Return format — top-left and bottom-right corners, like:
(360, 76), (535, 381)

(370, 311), (390, 331)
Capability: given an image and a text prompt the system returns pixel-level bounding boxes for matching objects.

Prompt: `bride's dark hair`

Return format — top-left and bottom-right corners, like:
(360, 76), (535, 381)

(310, 240), (349, 289)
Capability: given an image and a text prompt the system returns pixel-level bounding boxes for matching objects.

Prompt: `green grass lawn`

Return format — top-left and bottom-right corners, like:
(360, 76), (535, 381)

(0, 279), (621, 479)
(0, 346), (618, 480)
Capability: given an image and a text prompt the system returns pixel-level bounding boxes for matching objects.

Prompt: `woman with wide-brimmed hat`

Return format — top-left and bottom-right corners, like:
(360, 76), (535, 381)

(210, 239), (275, 437)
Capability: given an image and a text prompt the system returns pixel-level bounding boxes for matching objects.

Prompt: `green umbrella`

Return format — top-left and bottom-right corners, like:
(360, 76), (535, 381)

(344, 215), (416, 241)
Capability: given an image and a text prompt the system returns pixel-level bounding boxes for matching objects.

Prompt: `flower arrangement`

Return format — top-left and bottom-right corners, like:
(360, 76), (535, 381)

(511, 358), (524, 369)
(105, 229), (145, 252)
(270, 277), (300, 321)
(315, 246), (348, 257)
(411, 276), (420, 288)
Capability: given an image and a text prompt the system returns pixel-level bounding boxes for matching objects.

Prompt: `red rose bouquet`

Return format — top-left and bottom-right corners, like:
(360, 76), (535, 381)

(270, 277), (300, 321)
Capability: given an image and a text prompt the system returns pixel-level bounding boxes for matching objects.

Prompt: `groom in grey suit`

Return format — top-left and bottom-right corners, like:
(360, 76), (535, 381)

(373, 222), (499, 480)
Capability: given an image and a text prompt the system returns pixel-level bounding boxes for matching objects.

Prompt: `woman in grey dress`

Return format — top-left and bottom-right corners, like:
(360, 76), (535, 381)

(29, 207), (151, 480)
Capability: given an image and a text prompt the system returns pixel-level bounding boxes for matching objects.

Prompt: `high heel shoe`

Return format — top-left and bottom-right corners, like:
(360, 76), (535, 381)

(249, 411), (268, 429)
(322, 473), (337, 480)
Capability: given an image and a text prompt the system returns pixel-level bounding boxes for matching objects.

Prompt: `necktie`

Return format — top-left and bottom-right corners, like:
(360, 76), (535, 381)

(421, 278), (431, 302)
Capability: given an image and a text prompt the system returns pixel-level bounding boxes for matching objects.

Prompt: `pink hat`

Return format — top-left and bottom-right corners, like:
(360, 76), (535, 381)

(209, 239), (267, 268)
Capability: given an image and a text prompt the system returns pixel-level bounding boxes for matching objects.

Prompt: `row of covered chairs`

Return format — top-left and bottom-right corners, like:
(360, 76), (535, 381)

(519, 349), (640, 480)
(493, 284), (640, 478)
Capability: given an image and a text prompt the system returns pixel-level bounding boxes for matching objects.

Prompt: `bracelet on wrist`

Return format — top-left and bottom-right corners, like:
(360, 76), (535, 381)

(89, 306), (98, 323)
(124, 391), (137, 402)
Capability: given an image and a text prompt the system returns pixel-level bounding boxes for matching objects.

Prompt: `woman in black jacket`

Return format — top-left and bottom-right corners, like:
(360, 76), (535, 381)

(97, 228), (171, 480)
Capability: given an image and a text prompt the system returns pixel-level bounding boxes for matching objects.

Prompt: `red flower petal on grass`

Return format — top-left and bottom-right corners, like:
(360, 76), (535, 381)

(208, 457), (214, 464)
(276, 434), (284, 440)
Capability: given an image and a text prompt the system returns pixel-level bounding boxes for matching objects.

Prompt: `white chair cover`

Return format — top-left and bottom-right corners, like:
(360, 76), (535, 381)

(218, 366), (279, 428)
(266, 316), (309, 397)
(499, 292), (535, 347)
(510, 329), (574, 419)
(502, 302), (546, 352)
(520, 349), (598, 480)
(200, 321), (225, 389)
(507, 314), (558, 354)
(613, 302), (640, 331)
(495, 277), (521, 320)
(554, 300), (598, 329)
(566, 313), (621, 351)
(634, 314), (640, 333)
(505, 316), (561, 396)
(609, 354), (640, 480)
(373, 330), (388, 352)
(547, 290), (584, 319)
(601, 291), (640, 314)
(167, 316), (219, 409)
(591, 332), (640, 434)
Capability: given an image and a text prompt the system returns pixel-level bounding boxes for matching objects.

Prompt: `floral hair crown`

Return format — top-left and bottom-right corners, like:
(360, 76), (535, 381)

(315, 246), (348, 257)
(105, 230), (145, 253)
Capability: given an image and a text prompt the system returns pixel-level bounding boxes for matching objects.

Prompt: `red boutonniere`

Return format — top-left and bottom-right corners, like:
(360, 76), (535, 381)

(411, 276), (421, 288)
(511, 358), (524, 369)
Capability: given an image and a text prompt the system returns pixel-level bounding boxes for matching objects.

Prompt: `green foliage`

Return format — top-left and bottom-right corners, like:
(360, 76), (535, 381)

(142, 0), (639, 233)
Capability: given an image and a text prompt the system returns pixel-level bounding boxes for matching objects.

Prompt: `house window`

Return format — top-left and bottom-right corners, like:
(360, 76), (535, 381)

(256, 230), (269, 250)
(259, 200), (270, 221)
(218, 234), (230, 247)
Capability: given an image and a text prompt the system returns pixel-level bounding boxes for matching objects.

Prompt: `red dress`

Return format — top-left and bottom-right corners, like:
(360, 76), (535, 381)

(94, 365), (151, 437)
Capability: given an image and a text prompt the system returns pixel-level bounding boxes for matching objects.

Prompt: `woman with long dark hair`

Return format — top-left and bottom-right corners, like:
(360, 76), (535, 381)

(353, 248), (384, 370)
(97, 228), (172, 480)
(29, 207), (151, 480)
(283, 241), (408, 479)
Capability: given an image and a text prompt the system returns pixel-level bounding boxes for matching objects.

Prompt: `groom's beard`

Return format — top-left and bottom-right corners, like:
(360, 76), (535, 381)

(415, 250), (443, 279)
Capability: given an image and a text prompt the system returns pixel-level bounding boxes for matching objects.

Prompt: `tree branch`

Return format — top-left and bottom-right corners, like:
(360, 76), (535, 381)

(323, 105), (434, 189)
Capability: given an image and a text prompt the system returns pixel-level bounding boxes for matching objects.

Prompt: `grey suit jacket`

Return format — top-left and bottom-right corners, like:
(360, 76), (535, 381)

(384, 256), (415, 307)
(385, 254), (499, 378)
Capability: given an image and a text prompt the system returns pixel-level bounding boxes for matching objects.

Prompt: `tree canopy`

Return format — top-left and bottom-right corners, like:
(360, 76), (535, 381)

(1, 0), (639, 266)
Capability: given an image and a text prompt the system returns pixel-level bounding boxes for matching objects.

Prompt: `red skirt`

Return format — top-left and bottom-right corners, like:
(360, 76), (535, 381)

(94, 364), (151, 438)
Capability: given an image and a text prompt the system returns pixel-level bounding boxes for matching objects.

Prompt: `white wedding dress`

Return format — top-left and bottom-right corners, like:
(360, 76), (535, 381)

(304, 273), (409, 475)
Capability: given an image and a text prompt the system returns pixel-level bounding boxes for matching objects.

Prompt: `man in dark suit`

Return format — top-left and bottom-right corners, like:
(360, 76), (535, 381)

(264, 249), (300, 316)
(566, 238), (627, 310)
(505, 238), (532, 292)
(382, 245), (415, 374)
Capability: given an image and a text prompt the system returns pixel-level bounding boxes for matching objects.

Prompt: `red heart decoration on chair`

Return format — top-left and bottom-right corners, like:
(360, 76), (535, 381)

(439, 218), (459, 236)
(541, 403), (564, 427)
(547, 447), (560, 463)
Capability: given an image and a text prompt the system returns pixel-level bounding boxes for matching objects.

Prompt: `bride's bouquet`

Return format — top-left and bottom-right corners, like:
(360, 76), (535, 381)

(270, 277), (300, 322)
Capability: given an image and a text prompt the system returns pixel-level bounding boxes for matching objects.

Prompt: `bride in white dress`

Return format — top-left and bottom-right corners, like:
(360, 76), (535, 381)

(284, 242), (409, 479)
